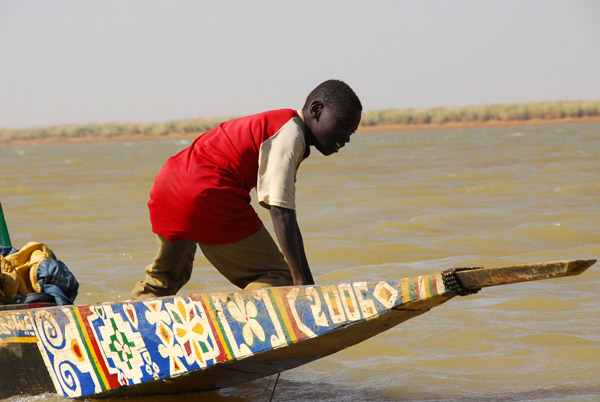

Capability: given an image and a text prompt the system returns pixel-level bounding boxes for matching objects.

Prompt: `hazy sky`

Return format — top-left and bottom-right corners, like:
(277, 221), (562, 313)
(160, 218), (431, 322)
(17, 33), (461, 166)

(1, 0), (599, 128)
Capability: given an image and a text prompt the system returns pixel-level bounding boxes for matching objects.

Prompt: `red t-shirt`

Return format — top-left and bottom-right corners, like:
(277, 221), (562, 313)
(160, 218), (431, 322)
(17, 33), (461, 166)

(148, 109), (307, 244)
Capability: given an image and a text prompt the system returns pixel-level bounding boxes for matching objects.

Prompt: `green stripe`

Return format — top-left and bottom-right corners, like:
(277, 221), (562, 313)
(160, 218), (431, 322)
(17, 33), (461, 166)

(268, 291), (292, 344)
(408, 280), (416, 301)
(428, 277), (435, 296)
(70, 308), (108, 391)
(207, 296), (235, 358)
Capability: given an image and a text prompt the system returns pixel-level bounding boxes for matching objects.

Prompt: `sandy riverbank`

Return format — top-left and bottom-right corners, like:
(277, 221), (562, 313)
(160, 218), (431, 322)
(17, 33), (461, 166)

(2, 116), (599, 147)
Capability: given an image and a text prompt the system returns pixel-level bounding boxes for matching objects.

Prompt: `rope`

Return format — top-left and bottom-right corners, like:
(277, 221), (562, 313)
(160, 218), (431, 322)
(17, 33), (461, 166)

(442, 267), (482, 296)
(268, 372), (281, 402)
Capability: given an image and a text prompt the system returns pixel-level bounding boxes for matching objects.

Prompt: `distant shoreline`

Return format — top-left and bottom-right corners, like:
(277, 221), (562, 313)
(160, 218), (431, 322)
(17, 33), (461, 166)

(357, 115), (600, 133)
(2, 115), (599, 147)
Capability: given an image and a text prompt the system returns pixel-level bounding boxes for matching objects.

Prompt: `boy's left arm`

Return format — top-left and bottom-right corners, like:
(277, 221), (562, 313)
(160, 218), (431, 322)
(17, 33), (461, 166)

(295, 221), (314, 284)
(270, 206), (315, 286)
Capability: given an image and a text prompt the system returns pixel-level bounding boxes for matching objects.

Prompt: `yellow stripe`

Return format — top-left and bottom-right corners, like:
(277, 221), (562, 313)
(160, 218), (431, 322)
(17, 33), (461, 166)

(0, 336), (38, 344)
(200, 294), (233, 360)
(423, 276), (432, 298)
(270, 288), (298, 343)
(72, 307), (111, 389)
(400, 278), (410, 303)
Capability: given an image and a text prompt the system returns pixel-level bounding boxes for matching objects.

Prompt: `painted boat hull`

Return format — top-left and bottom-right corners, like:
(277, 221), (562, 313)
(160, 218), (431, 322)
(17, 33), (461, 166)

(0, 260), (594, 399)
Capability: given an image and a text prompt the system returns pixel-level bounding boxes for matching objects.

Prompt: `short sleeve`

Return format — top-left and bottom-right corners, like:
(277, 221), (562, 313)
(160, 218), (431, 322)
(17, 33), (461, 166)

(257, 117), (306, 209)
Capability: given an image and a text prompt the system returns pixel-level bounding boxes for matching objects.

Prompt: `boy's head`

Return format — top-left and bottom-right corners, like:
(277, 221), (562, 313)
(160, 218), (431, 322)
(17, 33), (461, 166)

(302, 79), (362, 156)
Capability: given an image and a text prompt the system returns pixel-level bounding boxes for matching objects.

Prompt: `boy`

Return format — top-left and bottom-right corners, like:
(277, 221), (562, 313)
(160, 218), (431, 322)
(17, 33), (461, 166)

(130, 79), (362, 299)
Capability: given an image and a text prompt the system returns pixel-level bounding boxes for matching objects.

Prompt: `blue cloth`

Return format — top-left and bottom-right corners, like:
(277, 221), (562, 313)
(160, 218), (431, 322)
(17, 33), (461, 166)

(36, 257), (79, 305)
(0, 246), (17, 257)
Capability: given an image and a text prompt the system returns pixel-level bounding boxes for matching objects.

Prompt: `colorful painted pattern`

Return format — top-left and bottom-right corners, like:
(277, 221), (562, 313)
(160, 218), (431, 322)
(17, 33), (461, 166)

(0, 274), (447, 398)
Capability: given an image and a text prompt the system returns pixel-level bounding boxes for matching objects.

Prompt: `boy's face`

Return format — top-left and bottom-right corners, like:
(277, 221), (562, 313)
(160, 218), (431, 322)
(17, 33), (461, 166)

(307, 102), (361, 156)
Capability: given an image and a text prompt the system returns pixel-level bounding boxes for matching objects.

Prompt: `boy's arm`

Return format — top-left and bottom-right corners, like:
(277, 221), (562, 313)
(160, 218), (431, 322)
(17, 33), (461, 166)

(270, 206), (315, 286)
(295, 223), (314, 284)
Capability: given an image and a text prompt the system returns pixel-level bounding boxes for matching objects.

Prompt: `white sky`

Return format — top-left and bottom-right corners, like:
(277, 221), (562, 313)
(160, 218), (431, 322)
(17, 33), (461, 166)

(1, 0), (599, 128)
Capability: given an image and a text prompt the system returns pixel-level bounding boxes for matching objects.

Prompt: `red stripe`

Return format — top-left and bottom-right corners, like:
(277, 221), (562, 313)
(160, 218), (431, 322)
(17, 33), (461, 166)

(413, 277), (421, 300)
(190, 295), (228, 363)
(78, 307), (121, 389)
(281, 289), (307, 341)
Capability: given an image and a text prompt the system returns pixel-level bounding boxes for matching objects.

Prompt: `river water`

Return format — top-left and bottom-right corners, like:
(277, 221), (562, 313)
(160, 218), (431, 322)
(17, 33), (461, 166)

(1, 123), (599, 402)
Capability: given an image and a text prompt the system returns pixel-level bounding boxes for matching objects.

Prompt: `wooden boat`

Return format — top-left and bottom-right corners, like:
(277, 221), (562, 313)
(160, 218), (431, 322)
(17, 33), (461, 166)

(0, 258), (595, 399)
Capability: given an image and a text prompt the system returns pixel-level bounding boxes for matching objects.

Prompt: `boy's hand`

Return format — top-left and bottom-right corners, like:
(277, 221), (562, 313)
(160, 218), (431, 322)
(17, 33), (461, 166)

(269, 206), (314, 286)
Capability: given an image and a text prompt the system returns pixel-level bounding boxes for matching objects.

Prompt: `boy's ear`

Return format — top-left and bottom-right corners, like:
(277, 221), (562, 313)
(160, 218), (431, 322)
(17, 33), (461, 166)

(309, 100), (323, 121)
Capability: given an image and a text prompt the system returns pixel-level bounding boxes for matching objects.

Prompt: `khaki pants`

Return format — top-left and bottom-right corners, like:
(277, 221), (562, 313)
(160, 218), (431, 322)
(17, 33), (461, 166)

(130, 225), (292, 299)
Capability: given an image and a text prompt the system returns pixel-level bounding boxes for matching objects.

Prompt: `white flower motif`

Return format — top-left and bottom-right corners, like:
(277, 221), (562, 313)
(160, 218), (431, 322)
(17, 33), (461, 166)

(164, 297), (219, 367)
(143, 300), (185, 374)
(142, 350), (160, 379)
(227, 293), (265, 347)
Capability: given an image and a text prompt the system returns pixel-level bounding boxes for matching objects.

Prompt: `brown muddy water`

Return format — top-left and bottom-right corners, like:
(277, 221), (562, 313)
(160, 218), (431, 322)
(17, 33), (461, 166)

(1, 123), (599, 402)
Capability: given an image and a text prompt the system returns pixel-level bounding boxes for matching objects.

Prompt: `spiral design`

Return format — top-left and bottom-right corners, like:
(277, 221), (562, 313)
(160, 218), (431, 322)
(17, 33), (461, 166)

(34, 310), (66, 350)
(57, 361), (81, 395)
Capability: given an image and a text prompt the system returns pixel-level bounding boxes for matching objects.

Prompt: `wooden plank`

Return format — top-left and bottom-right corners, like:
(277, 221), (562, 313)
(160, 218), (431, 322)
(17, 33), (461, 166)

(455, 259), (596, 290)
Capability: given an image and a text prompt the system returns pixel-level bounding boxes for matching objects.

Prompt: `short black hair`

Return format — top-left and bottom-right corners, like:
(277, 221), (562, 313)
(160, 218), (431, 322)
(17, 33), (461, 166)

(304, 79), (362, 112)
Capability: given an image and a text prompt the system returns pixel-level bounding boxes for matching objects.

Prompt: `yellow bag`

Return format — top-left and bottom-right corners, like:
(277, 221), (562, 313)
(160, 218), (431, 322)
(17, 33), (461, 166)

(0, 242), (53, 303)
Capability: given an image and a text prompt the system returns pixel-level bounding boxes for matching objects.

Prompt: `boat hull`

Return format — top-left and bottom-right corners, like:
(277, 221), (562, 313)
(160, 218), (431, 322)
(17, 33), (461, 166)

(1, 273), (449, 398)
(0, 260), (594, 399)
(102, 294), (452, 397)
